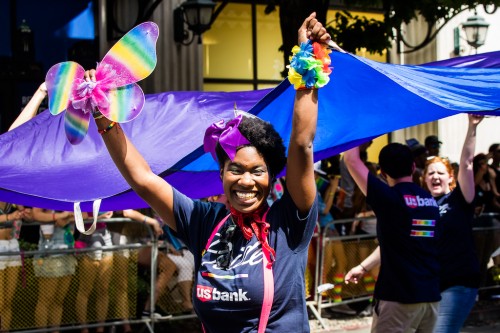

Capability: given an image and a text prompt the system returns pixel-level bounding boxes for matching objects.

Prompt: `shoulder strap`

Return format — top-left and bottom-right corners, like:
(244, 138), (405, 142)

(258, 209), (273, 333)
(204, 214), (231, 251)
(202, 210), (273, 333)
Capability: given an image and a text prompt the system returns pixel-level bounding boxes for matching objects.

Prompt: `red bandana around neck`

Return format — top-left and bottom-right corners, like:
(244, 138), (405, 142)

(230, 204), (276, 265)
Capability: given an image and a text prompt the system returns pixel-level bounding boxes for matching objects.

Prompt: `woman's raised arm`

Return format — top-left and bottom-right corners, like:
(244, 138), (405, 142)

(86, 70), (177, 231)
(286, 13), (331, 214)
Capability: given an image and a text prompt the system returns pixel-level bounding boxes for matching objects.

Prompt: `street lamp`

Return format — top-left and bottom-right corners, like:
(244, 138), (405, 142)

(173, 0), (216, 45)
(462, 14), (490, 53)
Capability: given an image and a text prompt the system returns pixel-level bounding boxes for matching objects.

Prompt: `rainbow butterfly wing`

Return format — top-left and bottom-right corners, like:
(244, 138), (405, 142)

(102, 83), (145, 122)
(45, 22), (158, 144)
(65, 103), (91, 145)
(46, 62), (85, 115)
(98, 21), (159, 87)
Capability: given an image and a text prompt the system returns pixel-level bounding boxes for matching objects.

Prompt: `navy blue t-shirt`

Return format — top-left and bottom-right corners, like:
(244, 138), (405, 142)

(367, 173), (441, 303)
(436, 182), (480, 290)
(173, 188), (318, 333)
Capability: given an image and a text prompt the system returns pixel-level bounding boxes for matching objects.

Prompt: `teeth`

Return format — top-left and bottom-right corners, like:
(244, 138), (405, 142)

(236, 191), (256, 199)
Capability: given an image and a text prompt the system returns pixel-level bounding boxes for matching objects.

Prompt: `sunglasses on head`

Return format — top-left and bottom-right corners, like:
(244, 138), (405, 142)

(216, 223), (237, 270)
(427, 156), (448, 161)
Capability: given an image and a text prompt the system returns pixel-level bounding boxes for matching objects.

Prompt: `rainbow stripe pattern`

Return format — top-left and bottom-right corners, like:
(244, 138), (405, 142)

(315, 176), (329, 193)
(410, 230), (435, 237)
(201, 272), (249, 280)
(45, 21), (159, 144)
(46, 62), (84, 115)
(412, 219), (436, 226)
(103, 84), (145, 123)
(65, 104), (91, 145)
(99, 22), (159, 87)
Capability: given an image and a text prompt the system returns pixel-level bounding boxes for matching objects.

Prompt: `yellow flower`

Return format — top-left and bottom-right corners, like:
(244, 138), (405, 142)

(287, 68), (304, 89)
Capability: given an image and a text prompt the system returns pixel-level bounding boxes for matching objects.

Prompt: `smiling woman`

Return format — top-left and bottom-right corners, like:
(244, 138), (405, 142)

(89, 12), (330, 333)
(423, 114), (485, 333)
(222, 146), (271, 213)
(208, 115), (286, 214)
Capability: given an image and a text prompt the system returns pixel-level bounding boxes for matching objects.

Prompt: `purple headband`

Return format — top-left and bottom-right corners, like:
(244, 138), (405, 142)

(203, 115), (251, 161)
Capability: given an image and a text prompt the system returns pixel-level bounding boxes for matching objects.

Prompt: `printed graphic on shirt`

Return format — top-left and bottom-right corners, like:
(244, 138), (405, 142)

(202, 234), (263, 273)
(404, 195), (438, 209)
(201, 272), (249, 280)
(197, 285), (250, 302)
(197, 228), (264, 304)
(411, 219), (436, 226)
(439, 203), (450, 216)
(410, 230), (435, 237)
(410, 219), (436, 238)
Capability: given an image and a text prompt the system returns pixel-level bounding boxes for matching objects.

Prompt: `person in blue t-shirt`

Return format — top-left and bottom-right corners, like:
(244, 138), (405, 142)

(86, 13), (331, 332)
(344, 142), (441, 333)
(423, 114), (484, 333)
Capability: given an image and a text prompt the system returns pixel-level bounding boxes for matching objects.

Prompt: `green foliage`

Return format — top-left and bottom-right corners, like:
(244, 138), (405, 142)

(267, 0), (500, 72)
(333, 0), (500, 53)
(326, 11), (391, 55)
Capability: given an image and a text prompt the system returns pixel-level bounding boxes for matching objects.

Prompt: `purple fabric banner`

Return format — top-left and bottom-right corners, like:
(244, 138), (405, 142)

(0, 51), (499, 211)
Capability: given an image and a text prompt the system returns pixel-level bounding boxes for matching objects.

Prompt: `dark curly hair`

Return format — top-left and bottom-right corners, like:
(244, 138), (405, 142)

(215, 116), (286, 178)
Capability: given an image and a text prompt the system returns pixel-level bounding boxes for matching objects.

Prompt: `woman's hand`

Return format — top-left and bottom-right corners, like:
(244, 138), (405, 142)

(84, 69), (97, 82)
(20, 207), (33, 221)
(4, 210), (22, 222)
(345, 265), (365, 284)
(469, 113), (484, 127)
(152, 221), (164, 237)
(55, 211), (74, 227)
(98, 211), (114, 219)
(298, 12), (331, 45)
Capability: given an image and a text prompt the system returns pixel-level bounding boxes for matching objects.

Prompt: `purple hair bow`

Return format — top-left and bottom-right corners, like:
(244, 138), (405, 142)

(203, 115), (251, 161)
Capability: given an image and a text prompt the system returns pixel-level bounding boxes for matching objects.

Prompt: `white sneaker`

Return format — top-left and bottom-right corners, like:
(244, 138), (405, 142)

(142, 310), (172, 319)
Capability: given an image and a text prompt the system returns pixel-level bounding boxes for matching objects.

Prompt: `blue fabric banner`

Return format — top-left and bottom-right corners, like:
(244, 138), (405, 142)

(0, 51), (499, 211)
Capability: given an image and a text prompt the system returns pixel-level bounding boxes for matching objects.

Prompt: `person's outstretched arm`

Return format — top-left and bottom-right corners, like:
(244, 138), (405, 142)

(286, 12), (331, 214)
(122, 209), (163, 237)
(458, 114), (484, 203)
(345, 246), (380, 284)
(343, 146), (369, 196)
(9, 82), (47, 131)
(86, 71), (176, 230)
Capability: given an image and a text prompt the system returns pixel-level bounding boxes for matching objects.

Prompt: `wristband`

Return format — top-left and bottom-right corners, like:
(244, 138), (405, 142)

(52, 213), (56, 221)
(143, 216), (148, 224)
(287, 40), (332, 90)
(359, 263), (367, 272)
(93, 109), (105, 120)
(98, 122), (117, 134)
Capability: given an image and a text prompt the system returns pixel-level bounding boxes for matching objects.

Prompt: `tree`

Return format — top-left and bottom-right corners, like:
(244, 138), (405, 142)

(266, 0), (500, 74)
(265, 0), (330, 77)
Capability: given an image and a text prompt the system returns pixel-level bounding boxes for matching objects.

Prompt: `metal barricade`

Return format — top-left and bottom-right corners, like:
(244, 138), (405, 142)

(306, 216), (377, 329)
(306, 213), (500, 330)
(0, 218), (196, 333)
(472, 212), (500, 300)
(3, 213), (499, 332)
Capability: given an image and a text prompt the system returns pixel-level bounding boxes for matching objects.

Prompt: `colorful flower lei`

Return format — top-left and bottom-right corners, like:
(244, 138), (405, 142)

(287, 40), (332, 90)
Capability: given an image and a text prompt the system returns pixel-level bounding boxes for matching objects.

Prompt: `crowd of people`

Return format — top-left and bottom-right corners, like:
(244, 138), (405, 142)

(0, 203), (198, 332)
(1, 12), (500, 333)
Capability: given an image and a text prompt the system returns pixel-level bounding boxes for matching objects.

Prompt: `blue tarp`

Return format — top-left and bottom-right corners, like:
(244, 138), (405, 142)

(0, 51), (499, 211)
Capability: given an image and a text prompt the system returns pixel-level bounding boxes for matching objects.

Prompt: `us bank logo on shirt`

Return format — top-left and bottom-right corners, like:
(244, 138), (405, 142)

(404, 195), (438, 209)
(196, 285), (250, 302)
